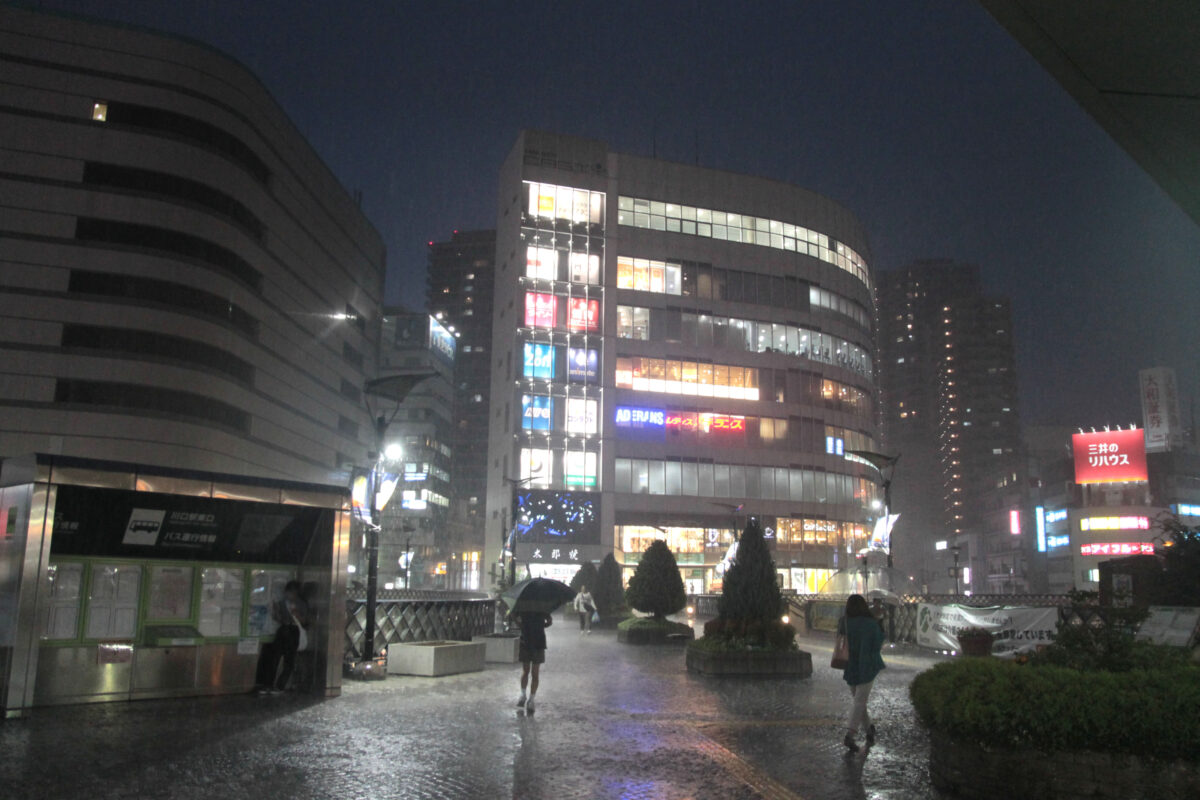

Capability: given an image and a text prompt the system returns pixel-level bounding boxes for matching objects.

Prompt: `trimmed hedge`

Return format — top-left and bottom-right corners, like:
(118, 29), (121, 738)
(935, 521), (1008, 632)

(910, 658), (1200, 763)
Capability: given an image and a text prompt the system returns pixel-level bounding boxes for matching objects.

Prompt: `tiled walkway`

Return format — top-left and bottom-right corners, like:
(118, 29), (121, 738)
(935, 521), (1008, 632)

(1, 620), (950, 799)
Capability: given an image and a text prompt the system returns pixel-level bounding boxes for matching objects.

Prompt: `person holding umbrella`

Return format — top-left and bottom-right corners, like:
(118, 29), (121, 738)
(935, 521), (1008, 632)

(502, 576), (575, 715)
(515, 609), (551, 714)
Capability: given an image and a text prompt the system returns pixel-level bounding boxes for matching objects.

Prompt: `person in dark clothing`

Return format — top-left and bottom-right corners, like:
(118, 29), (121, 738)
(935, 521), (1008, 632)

(839, 593), (886, 751)
(514, 611), (552, 714)
(254, 580), (309, 693)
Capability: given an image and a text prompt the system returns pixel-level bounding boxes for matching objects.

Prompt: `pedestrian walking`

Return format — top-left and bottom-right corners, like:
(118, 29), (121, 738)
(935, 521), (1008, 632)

(839, 593), (886, 752)
(573, 586), (595, 634)
(515, 610), (552, 714)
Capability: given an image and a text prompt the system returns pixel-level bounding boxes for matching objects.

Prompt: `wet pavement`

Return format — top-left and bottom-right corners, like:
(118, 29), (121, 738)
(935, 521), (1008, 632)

(1, 619), (952, 800)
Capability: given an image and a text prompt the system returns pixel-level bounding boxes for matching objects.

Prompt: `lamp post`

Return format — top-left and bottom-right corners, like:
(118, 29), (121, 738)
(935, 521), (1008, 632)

(950, 544), (962, 595)
(845, 450), (900, 569)
(502, 474), (539, 587)
(355, 370), (434, 673)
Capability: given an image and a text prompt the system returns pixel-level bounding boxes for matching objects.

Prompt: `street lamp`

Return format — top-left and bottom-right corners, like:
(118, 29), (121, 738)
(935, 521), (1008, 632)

(845, 450), (900, 569)
(949, 544), (962, 595)
(355, 370), (434, 672)
(501, 474), (539, 587)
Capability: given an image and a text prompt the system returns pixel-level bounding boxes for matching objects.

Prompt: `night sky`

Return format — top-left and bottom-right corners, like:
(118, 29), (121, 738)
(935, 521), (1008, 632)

(31, 0), (1200, 429)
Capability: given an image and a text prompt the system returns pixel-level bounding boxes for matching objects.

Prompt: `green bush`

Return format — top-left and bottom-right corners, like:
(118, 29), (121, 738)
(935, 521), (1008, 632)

(625, 540), (687, 619)
(593, 552), (626, 618)
(569, 561), (599, 594)
(910, 658), (1200, 762)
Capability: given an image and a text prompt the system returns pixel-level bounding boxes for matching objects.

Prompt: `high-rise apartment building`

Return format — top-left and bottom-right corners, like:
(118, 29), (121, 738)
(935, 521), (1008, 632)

(484, 131), (880, 593)
(877, 260), (1025, 592)
(427, 230), (497, 563)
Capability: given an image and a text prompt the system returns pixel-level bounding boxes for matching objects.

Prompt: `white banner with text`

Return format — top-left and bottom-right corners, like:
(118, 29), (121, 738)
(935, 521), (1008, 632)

(915, 603), (1058, 654)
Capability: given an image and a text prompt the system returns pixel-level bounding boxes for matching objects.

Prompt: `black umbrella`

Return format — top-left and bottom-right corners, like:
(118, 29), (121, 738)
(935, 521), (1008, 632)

(501, 577), (576, 615)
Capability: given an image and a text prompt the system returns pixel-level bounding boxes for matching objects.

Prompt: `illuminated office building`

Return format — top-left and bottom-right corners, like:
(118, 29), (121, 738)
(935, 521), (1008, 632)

(484, 131), (880, 592)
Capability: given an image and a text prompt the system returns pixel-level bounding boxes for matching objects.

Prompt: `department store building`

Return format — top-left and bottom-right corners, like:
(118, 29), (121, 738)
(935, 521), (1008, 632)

(484, 131), (881, 593)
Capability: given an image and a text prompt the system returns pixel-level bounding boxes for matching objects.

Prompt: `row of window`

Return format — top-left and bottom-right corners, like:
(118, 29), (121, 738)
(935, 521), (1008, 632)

(41, 561), (290, 642)
(518, 446), (599, 488)
(527, 182), (606, 227)
(616, 307), (873, 377)
(613, 406), (873, 453)
(524, 292), (600, 332)
(525, 245), (602, 285)
(616, 256), (869, 327)
(617, 196), (869, 287)
(67, 269), (259, 337)
(613, 458), (873, 506)
(615, 357), (760, 400)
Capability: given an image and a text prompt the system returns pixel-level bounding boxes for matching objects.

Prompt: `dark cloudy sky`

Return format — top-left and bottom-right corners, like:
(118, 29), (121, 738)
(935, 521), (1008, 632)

(32, 0), (1200, 429)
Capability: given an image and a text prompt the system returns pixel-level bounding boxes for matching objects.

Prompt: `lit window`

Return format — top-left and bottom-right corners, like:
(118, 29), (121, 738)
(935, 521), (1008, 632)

(92, 103), (107, 121)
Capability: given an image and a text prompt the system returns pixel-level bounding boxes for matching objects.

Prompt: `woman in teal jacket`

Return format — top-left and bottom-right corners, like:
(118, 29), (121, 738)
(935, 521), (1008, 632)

(838, 593), (886, 751)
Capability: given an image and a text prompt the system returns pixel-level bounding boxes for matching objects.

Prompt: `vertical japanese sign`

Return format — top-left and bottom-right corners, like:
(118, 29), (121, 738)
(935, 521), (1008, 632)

(1140, 367), (1182, 453)
(1071, 429), (1148, 484)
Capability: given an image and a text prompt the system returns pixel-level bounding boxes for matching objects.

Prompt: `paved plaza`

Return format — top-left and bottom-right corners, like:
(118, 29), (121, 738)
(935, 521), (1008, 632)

(1, 619), (951, 800)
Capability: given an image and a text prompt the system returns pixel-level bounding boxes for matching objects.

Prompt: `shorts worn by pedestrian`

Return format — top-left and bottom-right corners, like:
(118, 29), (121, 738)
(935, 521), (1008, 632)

(515, 611), (551, 713)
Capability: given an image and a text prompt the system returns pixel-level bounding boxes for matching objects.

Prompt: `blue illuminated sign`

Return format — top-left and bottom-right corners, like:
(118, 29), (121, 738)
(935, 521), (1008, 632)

(1046, 534), (1070, 549)
(567, 347), (598, 382)
(523, 343), (555, 379)
(825, 436), (844, 456)
(1036, 506), (1046, 553)
(522, 394), (553, 430)
(1174, 503), (1200, 517)
(615, 406), (665, 428)
(1045, 509), (1068, 523)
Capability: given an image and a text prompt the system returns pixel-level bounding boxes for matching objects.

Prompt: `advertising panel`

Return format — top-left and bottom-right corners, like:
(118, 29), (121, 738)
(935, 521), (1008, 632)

(567, 347), (598, 382)
(615, 406), (665, 441)
(526, 246), (558, 280)
(524, 292), (557, 328)
(428, 316), (455, 365)
(564, 451), (598, 486)
(521, 394), (553, 430)
(567, 297), (600, 332)
(1140, 367), (1182, 453)
(1071, 429), (1148, 484)
(1079, 542), (1154, 557)
(513, 489), (600, 544)
(50, 485), (323, 564)
(565, 398), (598, 434)
(915, 603), (1058, 654)
(523, 342), (556, 379)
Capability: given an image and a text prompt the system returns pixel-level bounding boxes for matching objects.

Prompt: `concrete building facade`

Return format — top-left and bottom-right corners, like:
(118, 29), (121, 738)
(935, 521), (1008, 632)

(0, 6), (384, 483)
(484, 131), (880, 593)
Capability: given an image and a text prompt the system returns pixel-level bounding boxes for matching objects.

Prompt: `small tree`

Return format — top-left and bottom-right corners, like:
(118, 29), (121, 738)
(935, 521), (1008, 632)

(1158, 514), (1200, 605)
(569, 560), (600, 594)
(593, 552), (625, 618)
(717, 518), (784, 625)
(625, 540), (687, 620)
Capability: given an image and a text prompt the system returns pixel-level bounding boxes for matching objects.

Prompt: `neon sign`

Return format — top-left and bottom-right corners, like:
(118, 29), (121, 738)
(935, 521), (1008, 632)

(1080, 516), (1149, 531)
(567, 347), (598, 382)
(567, 297), (600, 332)
(521, 395), (552, 431)
(1072, 429), (1147, 484)
(1080, 542), (1154, 557)
(615, 407), (665, 428)
(524, 292), (557, 328)
(1047, 534), (1070, 548)
(523, 343), (555, 379)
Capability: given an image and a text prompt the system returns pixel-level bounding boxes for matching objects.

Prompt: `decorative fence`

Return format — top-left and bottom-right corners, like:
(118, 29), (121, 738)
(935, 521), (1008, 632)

(344, 590), (497, 660)
(690, 592), (1104, 645)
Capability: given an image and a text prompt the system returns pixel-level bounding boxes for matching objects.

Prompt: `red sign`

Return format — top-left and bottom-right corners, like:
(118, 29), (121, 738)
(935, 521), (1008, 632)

(567, 298), (599, 332)
(1080, 542), (1154, 557)
(524, 292), (557, 328)
(1072, 429), (1148, 484)
(701, 413), (746, 433)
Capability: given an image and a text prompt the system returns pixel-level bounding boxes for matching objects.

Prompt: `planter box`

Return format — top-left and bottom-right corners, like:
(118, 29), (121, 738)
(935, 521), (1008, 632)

(482, 633), (520, 663)
(685, 645), (812, 678)
(618, 626), (695, 645)
(385, 640), (485, 677)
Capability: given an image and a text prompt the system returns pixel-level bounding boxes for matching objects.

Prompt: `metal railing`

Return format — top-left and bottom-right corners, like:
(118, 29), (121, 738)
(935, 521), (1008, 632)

(345, 591), (497, 660)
